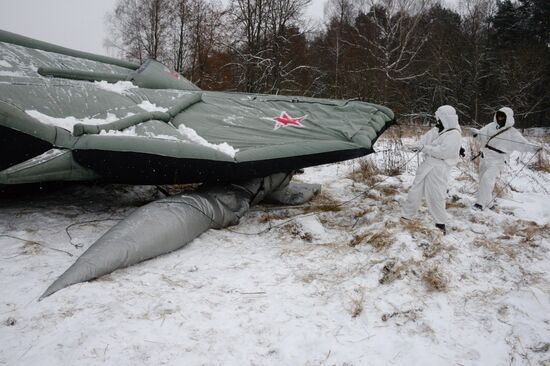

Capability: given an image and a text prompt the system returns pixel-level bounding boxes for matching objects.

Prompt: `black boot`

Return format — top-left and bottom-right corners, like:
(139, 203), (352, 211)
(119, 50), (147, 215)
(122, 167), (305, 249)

(473, 203), (483, 210)
(435, 223), (446, 235)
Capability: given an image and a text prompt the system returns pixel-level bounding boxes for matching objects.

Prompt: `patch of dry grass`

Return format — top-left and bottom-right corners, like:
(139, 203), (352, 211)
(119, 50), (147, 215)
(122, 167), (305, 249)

(446, 195), (467, 209)
(348, 159), (383, 186)
(400, 219), (439, 241)
(422, 266), (448, 292)
(455, 138), (481, 185)
(381, 308), (422, 323)
(350, 228), (395, 250)
(258, 211), (289, 223)
(378, 185), (400, 196)
(368, 229), (395, 250)
(347, 131), (409, 179)
(302, 204), (341, 214)
(302, 191), (342, 213)
(349, 232), (369, 247)
(378, 259), (419, 285)
(349, 287), (365, 318)
(531, 150), (550, 173)
(281, 222), (313, 242)
(518, 223), (546, 244)
(21, 241), (43, 256)
(418, 241), (444, 259)
(494, 179), (509, 198)
(379, 133), (408, 176)
(257, 194), (342, 226)
(360, 190), (380, 201)
(502, 224), (517, 238)
(504, 221), (549, 245)
(473, 237), (518, 260)
(353, 206), (375, 219)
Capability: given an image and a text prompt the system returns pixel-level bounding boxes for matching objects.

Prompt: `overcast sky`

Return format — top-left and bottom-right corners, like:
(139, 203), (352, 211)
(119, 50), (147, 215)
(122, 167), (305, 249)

(0, 0), (325, 56)
(1, 0), (455, 57)
(0, 0), (117, 56)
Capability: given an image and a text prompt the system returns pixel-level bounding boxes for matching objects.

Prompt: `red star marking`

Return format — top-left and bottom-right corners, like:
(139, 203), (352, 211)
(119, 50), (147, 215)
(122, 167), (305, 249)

(169, 70), (181, 79)
(271, 112), (306, 130)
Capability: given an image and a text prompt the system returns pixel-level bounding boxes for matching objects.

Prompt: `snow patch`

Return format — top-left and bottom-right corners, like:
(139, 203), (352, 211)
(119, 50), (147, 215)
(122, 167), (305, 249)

(0, 60), (12, 68)
(99, 126), (138, 137)
(177, 124), (239, 157)
(138, 101), (169, 112)
(499, 192), (550, 225)
(93, 80), (137, 94)
(0, 70), (25, 77)
(98, 128), (180, 141)
(26, 110), (119, 131)
(144, 133), (181, 141)
(294, 216), (329, 241)
(223, 115), (246, 125)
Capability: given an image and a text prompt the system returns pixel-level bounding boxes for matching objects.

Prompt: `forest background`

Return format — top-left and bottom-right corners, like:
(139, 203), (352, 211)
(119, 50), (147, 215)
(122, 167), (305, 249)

(106, 0), (549, 127)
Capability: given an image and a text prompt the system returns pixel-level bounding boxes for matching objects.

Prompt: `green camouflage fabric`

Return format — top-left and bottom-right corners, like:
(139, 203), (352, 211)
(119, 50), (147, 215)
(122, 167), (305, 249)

(0, 30), (394, 185)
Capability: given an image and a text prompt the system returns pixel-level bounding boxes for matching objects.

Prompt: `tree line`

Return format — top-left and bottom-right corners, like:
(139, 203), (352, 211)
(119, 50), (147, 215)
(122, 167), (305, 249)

(106, 0), (549, 127)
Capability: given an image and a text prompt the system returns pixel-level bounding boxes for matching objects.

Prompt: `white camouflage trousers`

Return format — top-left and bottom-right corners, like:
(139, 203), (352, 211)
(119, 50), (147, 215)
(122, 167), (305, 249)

(476, 156), (504, 209)
(401, 160), (450, 224)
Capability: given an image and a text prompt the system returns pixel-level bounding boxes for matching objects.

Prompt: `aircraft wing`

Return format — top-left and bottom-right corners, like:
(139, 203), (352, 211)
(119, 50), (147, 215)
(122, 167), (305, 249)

(0, 29), (395, 185)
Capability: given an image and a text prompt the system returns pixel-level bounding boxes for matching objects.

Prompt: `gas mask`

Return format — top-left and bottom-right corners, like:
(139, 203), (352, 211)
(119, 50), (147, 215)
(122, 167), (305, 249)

(435, 118), (444, 133)
(495, 111), (506, 129)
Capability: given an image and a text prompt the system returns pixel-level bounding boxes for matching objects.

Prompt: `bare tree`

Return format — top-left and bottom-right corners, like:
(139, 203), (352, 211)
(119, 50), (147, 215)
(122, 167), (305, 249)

(457, 0), (496, 124)
(102, 0), (548, 126)
(324, 0), (359, 98)
(227, 0), (271, 91)
(171, 0), (190, 73)
(411, 4), (464, 119)
(266, 0), (312, 93)
(107, 0), (172, 63)
(356, 0), (432, 104)
(188, 0), (226, 87)
(106, 0), (145, 62)
(227, 0), (312, 93)
(145, 0), (172, 59)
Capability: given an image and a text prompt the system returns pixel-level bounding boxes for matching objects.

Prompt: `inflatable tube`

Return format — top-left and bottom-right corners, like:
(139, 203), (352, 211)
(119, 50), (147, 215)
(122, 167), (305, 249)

(0, 29), (139, 70)
(40, 172), (310, 299)
(37, 67), (131, 83)
(72, 93), (203, 136)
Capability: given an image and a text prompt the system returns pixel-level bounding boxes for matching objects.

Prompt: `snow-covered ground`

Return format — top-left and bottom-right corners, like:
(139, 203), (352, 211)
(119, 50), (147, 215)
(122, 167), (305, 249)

(1, 134), (549, 366)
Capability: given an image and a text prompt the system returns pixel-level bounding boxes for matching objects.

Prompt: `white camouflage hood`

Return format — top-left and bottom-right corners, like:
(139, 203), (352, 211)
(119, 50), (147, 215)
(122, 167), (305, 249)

(494, 107), (515, 129)
(435, 105), (460, 133)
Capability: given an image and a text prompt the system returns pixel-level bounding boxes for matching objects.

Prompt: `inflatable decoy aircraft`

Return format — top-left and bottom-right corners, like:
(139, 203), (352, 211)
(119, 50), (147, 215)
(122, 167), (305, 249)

(0, 30), (395, 298)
